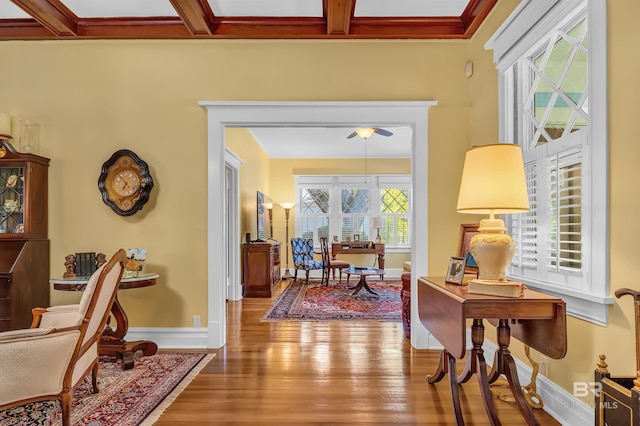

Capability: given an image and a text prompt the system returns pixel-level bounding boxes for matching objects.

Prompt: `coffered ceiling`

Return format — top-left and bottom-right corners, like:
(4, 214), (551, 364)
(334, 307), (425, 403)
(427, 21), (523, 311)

(0, 0), (496, 40)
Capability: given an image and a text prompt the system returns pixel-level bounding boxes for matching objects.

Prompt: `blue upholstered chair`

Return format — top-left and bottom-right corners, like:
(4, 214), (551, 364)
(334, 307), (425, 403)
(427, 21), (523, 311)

(291, 238), (325, 284)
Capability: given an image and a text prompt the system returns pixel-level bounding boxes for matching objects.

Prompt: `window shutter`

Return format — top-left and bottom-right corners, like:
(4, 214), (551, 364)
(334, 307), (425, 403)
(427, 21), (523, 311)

(546, 147), (582, 275)
(510, 160), (538, 271)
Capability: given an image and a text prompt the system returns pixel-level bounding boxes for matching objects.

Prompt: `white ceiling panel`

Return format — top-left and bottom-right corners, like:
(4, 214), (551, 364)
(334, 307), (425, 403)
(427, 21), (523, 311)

(355, 0), (470, 17)
(62, 0), (178, 18)
(248, 127), (412, 159)
(207, 0), (322, 17)
(0, 1), (30, 19)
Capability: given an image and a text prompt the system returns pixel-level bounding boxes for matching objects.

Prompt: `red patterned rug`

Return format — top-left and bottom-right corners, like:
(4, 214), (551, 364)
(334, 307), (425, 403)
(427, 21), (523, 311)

(262, 279), (402, 321)
(0, 352), (214, 426)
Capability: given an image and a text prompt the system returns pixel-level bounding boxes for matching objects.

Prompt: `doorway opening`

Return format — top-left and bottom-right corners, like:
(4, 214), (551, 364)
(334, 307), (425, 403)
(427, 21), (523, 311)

(202, 101), (436, 349)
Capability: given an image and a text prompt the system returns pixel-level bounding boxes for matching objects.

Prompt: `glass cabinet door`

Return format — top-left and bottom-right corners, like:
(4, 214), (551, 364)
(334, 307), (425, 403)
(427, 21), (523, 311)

(0, 166), (24, 235)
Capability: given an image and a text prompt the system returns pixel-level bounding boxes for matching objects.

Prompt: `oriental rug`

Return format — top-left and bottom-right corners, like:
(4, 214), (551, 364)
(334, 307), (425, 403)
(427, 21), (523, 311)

(0, 352), (214, 426)
(261, 279), (402, 322)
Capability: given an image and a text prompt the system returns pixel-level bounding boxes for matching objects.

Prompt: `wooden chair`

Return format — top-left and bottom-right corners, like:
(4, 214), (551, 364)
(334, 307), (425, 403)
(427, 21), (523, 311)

(319, 237), (349, 285)
(291, 238), (325, 284)
(0, 249), (127, 426)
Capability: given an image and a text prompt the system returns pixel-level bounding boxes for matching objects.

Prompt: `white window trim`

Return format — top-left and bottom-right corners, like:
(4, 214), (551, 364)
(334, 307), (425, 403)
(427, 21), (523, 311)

(295, 174), (412, 251)
(486, 0), (612, 325)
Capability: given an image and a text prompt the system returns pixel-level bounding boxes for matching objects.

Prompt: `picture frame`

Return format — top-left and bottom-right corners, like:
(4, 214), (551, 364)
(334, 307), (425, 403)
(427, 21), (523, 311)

(333, 235), (339, 243)
(445, 256), (466, 285)
(457, 223), (479, 275)
(13, 223), (24, 233)
(353, 234), (360, 242)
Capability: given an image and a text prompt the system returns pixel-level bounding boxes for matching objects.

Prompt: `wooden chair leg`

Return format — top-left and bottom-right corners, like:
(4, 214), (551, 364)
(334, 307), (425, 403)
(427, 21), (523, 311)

(91, 362), (99, 393)
(60, 389), (72, 426)
(305, 270), (310, 284)
(294, 269), (298, 282)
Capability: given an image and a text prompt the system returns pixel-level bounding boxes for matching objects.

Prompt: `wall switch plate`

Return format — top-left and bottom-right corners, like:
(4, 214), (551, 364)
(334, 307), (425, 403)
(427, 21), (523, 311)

(193, 315), (201, 329)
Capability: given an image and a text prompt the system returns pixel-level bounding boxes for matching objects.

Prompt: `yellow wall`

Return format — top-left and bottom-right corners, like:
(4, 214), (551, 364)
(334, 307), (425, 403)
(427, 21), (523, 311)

(225, 128), (271, 239)
(467, 0), (640, 399)
(0, 38), (471, 328)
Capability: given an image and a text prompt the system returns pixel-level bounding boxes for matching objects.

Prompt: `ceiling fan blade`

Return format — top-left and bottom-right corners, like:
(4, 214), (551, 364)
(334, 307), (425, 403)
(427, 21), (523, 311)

(374, 128), (393, 137)
(346, 131), (359, 139)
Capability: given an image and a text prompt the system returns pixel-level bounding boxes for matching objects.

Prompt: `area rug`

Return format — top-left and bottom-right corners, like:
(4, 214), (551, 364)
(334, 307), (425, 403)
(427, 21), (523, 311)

(262, 279), (402, 321)
(0, 352), (214, 426)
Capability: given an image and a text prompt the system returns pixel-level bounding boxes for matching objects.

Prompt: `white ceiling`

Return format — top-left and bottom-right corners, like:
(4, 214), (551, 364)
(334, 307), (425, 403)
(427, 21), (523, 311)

(209, 0), (323, 17)
(0, 0), (472, 19)
(354, 0), (470, 17)
(248, 126), (412, 159)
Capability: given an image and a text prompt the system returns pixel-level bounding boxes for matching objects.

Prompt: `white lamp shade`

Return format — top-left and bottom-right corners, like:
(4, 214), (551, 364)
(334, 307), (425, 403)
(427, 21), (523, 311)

(456, 144), (530, 214)
(279, 202), (295, 210)
(371, 217), (382, 229)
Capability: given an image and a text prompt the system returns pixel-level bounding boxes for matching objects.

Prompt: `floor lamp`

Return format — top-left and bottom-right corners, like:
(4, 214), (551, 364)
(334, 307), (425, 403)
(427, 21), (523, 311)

(280, 202), (295, 280)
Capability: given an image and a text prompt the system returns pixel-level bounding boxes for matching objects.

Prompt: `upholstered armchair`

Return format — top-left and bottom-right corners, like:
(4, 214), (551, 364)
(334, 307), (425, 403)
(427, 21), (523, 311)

(291, 238), (325, 284)
(0, 249), (126, 426)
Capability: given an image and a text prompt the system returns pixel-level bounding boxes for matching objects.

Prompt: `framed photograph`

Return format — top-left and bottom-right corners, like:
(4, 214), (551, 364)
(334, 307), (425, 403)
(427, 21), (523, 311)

(13, 223), (24, 233)
(445, 256), (466, 285)
(353, 234), (360, 242)
(333, 235), (339, 243)
(457, 223), (479, 275)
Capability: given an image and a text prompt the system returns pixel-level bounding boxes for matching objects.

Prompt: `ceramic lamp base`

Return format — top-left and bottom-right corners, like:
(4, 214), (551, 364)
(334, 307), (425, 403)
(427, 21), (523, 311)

(470, 218), (516, 282)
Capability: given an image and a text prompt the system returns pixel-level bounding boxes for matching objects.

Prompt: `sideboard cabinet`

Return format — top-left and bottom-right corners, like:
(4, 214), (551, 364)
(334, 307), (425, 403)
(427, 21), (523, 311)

(0, 141), (50, 331)
(242, 242), (281, 298)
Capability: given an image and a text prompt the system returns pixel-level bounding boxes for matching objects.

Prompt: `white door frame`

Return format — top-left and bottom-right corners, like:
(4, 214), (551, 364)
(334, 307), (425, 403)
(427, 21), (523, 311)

(224, 148), (243, 301)
(199, 101), (437, 349)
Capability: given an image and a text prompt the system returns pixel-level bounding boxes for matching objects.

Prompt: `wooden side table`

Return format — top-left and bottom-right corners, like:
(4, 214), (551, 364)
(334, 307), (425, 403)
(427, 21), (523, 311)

(50, 273), (159, 370)
(417, 276), (567, 426)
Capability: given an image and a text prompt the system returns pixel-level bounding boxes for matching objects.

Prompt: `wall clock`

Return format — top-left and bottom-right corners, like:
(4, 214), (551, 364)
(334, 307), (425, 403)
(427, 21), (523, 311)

(98, 149), (154, 216)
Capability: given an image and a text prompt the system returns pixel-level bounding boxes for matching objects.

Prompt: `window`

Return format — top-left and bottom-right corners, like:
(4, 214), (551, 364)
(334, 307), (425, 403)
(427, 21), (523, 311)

(380, 187), (410, 245)
(341, 188), (370, 241)
(487, 0), (611, 324)
(300, 187), (330, 241)
(296, 175), (411, 249)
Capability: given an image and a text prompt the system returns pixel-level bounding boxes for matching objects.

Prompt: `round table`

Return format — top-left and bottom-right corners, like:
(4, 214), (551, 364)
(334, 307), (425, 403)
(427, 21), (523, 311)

(345, 268), (385, 296)
(50, 273), (159, 370)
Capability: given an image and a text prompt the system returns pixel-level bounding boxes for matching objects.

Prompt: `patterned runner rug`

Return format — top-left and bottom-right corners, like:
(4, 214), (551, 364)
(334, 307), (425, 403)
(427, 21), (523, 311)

(261, 279), (402, 321)
(0, 352), (214, 426)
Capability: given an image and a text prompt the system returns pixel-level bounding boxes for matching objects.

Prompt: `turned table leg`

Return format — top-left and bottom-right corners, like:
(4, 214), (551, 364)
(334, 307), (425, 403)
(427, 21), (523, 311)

(427, 350), (465, 426)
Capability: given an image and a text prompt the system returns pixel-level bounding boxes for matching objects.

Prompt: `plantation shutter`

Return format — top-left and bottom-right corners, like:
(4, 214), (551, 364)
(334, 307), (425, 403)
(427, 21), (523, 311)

(546, 146), (583, 279)
(509, 157), (539, 278)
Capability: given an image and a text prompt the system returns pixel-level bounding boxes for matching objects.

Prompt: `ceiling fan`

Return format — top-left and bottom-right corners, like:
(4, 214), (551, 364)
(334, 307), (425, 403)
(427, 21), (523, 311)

(347, 127), (394, 140)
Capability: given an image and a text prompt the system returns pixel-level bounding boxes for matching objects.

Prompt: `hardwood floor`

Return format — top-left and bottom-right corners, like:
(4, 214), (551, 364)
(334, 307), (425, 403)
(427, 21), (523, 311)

(155, 280), (560, 425)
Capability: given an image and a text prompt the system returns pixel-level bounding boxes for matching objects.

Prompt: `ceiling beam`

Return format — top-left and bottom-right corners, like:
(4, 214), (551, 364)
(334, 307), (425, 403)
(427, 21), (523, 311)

(10, 0), (77, 36)
(169, 0), (217, 35)
(350, 17), (466, 39)
(324, 0), (355, 35)
(461, 0), (497, 37)
(0, 8), (495, 41)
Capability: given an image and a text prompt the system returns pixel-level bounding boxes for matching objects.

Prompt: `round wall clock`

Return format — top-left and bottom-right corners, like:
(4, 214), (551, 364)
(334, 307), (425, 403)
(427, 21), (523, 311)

(98, 149), (154, 216)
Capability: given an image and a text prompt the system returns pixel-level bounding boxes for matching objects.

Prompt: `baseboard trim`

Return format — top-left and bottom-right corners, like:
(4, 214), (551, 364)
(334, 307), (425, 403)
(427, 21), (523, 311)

(125, 327), (209, 349)
(482, 340), (593, 425)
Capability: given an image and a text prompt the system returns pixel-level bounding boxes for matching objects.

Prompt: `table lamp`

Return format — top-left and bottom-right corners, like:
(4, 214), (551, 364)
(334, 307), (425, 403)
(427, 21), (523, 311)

(371, 217), (382, 243)
(456, 144), (530, 282)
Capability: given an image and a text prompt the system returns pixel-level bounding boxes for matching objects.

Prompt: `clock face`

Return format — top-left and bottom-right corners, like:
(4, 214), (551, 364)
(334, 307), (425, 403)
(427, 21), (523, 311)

(98, 149), (154, 216)
(113, 171), (140, 197)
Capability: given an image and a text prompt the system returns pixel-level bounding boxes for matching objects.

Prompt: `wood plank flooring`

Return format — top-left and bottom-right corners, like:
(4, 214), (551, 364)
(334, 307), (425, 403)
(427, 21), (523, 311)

(155, 280), (560, 425)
